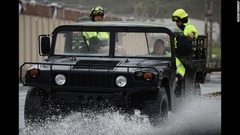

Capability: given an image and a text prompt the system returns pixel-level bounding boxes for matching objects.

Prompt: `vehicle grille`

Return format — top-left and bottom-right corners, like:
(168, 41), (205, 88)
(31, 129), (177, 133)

(69, 71), (116, 88)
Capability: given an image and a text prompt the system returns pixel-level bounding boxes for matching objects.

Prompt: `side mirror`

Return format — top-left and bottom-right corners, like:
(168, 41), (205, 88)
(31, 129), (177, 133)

(39, 35), (50, 56)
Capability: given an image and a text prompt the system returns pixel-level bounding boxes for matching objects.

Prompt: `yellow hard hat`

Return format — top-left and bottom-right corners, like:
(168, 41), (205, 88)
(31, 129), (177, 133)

(90, 6), (104, 17)
(172, 9), (188, 21)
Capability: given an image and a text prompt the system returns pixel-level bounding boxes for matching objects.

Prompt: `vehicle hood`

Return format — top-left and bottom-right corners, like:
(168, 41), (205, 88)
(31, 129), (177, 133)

(46, 57), (170, 70)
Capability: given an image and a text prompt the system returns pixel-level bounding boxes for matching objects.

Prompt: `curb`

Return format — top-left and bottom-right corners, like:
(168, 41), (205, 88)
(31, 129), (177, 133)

(202, 91), (221, 97)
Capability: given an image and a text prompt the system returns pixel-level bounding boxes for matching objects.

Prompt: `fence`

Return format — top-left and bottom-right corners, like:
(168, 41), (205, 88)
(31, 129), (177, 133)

(19, 14), (73, 74)
(19, 1), (122, 77)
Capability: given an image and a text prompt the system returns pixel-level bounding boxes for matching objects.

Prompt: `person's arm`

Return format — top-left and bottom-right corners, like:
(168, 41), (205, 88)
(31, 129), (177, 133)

(184, 25), (199, 40)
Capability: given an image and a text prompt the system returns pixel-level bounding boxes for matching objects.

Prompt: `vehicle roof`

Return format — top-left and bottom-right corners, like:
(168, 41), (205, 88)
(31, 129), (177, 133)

(60, 21), (183, 33)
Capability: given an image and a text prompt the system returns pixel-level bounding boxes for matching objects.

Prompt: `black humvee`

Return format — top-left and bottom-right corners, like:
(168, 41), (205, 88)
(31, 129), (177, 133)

(20, 21), (207, 126)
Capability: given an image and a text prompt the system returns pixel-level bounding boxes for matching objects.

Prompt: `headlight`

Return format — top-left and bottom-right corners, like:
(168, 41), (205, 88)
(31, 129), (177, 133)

(55, 74), (66, 85)
(116, 75), (127, 87)
(134, 71), (144, 81)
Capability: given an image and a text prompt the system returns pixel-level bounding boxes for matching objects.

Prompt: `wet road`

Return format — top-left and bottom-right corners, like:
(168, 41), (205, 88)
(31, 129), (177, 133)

(19, 72), (221, 135)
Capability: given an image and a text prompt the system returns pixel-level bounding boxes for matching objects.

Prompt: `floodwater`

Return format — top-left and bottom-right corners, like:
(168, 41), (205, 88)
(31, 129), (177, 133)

(19, 72), (221, 135)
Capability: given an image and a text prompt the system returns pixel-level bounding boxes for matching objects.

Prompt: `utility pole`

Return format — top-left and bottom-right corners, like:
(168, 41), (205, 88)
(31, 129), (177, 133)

(205, 0), (213, 63)
(209, 0), (213, 62)
(204, 0), (208, 37)
(204, 0), (209, 63)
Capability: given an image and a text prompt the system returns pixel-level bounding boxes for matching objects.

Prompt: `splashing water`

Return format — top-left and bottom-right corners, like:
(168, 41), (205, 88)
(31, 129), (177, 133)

(19, 96), (221, 135)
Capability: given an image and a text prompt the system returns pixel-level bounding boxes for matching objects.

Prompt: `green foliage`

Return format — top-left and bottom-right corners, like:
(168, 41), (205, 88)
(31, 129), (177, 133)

(212, 46), (221, 59)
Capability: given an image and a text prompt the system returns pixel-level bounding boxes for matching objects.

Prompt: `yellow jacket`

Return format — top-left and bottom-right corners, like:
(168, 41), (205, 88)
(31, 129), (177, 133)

(176, 57), (186, 78)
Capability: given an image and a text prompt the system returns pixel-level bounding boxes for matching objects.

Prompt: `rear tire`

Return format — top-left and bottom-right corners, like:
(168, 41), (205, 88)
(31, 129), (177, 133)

(185, 78), (201, 97)
(194, 82), (201, 96)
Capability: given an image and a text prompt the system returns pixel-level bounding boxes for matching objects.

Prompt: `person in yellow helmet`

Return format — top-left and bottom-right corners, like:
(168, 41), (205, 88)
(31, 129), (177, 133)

(89, 6), (105, 22)
(75, 6), (109, 50)
(76, 6), (105, 22)
(172, 9), (196, 88)
(172, 8), (199, 40)
(89, 6), (109, 41)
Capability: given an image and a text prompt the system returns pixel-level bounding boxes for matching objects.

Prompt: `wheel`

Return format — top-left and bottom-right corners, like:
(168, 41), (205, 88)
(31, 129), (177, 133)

(194, 82), (201, 96)
(141, 87), (169, 126)
(24, 87), (50, 125)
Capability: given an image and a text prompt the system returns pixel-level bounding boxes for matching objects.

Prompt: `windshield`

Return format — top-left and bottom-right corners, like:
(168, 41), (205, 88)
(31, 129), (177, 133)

(54, 30), (110, 56)
(115, 32), (171, 57)
(54, 30), (171, 58)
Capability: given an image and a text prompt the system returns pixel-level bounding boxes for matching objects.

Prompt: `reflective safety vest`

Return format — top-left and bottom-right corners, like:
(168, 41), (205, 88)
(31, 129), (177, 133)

(174, 20), (199, 48)
(183, 20), (199, 39)
(82, 31), (109, 45)
(176, 57), (186, 77)
(96, 32), (109, 40)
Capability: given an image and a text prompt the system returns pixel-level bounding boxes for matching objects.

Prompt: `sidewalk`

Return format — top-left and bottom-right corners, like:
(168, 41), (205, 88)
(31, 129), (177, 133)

(201, 72), (221, 96)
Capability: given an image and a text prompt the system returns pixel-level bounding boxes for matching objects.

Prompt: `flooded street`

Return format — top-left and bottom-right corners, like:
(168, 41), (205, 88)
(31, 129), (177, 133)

(19, 72), (221, 135)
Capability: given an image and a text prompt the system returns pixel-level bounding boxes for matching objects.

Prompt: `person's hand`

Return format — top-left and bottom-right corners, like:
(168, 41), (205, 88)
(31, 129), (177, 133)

(188, 32), (195, 39)
(175, 77), (178, 82)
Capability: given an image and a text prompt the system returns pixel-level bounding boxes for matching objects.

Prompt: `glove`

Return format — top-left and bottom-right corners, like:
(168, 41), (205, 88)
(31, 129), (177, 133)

(175, 74), (182, 83)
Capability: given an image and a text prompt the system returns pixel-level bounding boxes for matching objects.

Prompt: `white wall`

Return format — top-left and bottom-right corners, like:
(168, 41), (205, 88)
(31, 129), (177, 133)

(19, 14), (74, 75)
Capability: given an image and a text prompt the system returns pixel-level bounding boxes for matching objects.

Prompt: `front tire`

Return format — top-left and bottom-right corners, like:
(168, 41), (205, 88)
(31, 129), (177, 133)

(141, 87), (169, 126)
(24, 87), (50, 125)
